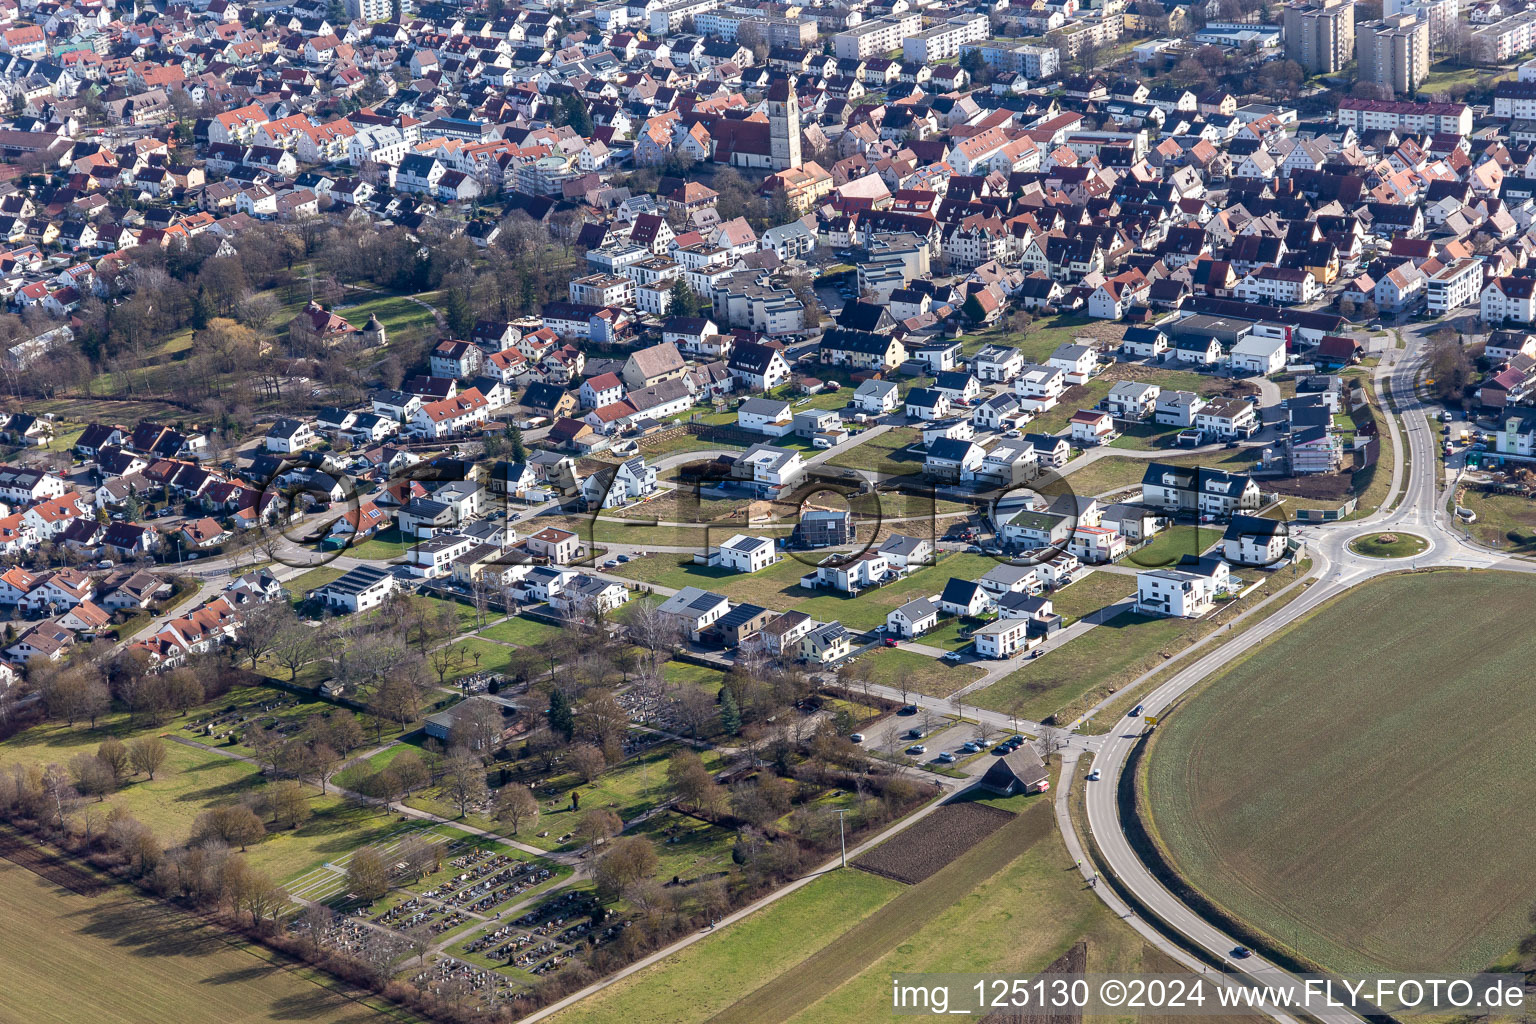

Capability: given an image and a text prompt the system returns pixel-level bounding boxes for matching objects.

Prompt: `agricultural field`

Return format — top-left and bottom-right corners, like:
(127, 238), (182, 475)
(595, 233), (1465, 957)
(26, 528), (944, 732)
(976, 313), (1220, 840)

(1144, 571), (1536, 974)
(853, 801), (1014, 884)
(0, 860), (418, 1024)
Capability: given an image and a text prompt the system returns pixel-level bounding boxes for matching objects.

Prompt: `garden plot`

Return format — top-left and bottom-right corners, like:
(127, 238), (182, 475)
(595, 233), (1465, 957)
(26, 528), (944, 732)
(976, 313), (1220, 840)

(854, 802), (1015, 884)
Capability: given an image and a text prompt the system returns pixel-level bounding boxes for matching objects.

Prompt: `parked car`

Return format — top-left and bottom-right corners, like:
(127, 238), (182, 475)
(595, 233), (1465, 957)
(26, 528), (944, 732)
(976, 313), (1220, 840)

(936, 752), (956, 764)
(942, 651), (963, 662)
(883, 637), (899, 648)
(906, 744), (927, 755)
(849, 733), (864, 744)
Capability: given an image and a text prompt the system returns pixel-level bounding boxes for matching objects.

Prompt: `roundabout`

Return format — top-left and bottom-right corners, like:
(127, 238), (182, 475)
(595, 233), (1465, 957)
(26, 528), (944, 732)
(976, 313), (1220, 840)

(1346, 531), (1430, 559)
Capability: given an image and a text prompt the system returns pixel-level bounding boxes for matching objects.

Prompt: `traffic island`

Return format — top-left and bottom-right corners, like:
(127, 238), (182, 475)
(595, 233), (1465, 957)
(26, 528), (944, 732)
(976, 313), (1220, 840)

(1348, 532), (1429, 558)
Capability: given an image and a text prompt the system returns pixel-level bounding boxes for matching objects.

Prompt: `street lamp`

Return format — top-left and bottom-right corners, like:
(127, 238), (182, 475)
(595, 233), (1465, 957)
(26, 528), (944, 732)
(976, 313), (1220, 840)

(833, 807), (849, 868)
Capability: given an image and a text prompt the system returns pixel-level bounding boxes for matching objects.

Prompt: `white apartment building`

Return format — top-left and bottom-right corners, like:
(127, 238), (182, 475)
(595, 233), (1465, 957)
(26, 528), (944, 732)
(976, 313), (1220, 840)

(1135, 569), (1215, 619)
(1334, 97), (1472, 135)
(1427, 259), (1484, 314)
(834, 13), (922, 59)
(903, 13), (989, 62)
(1482, 276), (1536, 324)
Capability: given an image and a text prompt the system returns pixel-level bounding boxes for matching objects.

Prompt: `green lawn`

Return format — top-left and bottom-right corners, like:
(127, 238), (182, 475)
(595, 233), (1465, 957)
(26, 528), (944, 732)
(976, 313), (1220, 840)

(476, 615), (563, 647)
(971, 611), (1200, 723)
(664, 660), (726, 693)
(333, 289), (442, 337)
(1145, 571), (1536, 975)
(1120, 524), (1219, 570)
(960, 313), (1108, 362)
(1348, 532), (1429, 558)
(0, 703), (410, 881)
(628, 809), (737, 886)
(344, 526), (412, 561)
(545, 869), (902, 1024)
(285, 566), (347, 604)
(406, 743), (724, 852)
(432, 637), (521, 681)
(858, 646), (983, 697)
(826, 428), (924, 477)
(1029, 379), (1115, 435)
(1046, 570), (1136, 622)
(1107, 421), (1183, 450)
(1459, 489), (1536, 551)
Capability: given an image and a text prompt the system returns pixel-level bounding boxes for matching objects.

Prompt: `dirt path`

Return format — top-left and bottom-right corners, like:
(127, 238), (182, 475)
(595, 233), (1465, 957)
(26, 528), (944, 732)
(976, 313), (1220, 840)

(706, 798), (1052, 1024)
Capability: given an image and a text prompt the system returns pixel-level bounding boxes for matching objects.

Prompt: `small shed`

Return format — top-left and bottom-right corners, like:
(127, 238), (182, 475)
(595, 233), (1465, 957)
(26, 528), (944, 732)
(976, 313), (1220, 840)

(977, 744), (1050, 795)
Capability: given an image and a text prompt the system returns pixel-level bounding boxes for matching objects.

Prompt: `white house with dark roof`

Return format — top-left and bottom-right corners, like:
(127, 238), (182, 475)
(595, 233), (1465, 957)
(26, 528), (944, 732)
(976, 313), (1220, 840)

(308, 564), (396, 613)
(887, 596), (940, 638)
(717, 534), (778, 573)
(852, 378), (899, 414)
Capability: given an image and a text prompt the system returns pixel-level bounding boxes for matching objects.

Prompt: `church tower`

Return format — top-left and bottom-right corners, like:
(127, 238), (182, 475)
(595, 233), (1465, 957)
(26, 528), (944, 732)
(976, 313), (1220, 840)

(767, 77), (800, 172)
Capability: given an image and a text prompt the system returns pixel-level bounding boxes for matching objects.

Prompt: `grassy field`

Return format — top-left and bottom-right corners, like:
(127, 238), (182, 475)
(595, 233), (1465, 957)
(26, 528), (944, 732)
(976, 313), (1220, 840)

(857, 646), (983, 696)
(0, 860), (419, 1024)
(975, 559), (1310, 726)
(1047, 570), (1136, 622)
(1458, 489), (1536, 552)
(1145, 571), (1536, 974)
(0, 697), (412, 881)
(825, 428), (924, 477)
(971, 611), (1196, 723)
(709, 793), (1163, 1024)
(285, 565), (348, 603)
(1347, 532), (1428, 558)
(345, 527), (413, 561)
(1029, 379), (1115, 435)
(476, 615), (563, 646)
(404, 742), (723, 853)
(1122, 524), (1219, 570)
(545, 868), (903, 1024)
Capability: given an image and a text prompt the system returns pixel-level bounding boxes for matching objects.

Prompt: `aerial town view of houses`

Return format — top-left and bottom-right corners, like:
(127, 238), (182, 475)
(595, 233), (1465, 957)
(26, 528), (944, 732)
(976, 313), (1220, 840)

(0, 0), (1534, 1019)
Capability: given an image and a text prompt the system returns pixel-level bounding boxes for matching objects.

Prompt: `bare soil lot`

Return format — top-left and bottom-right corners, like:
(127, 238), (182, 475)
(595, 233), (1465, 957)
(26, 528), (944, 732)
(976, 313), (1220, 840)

(854, 801), (1014, 885)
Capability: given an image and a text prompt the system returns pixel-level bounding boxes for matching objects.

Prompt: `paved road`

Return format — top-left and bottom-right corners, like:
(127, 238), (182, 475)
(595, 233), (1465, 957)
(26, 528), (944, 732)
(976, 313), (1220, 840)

(1079, 333), (1536, 1023)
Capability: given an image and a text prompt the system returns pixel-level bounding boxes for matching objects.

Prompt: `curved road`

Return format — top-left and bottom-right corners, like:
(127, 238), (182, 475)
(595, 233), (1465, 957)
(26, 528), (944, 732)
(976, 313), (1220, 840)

(1079, 335), (1536, 1022)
